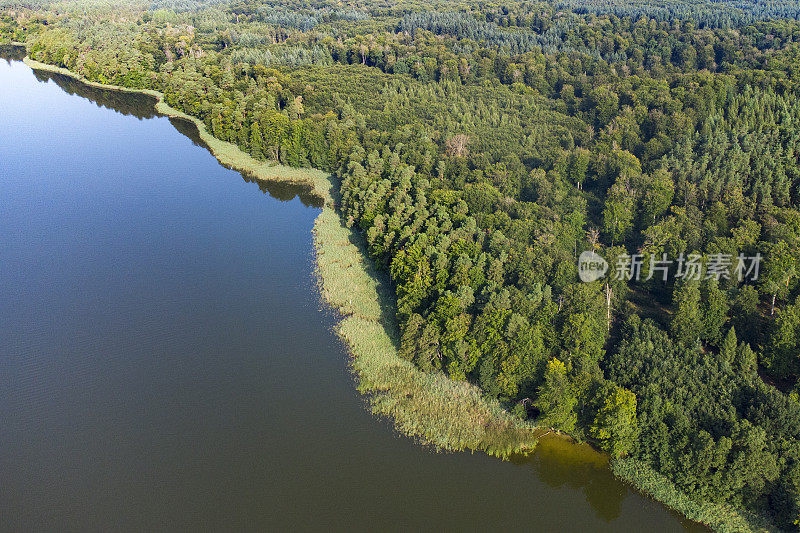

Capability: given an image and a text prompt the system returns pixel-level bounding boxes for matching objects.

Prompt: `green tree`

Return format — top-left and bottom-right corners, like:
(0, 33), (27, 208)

(250, 121), (263, 160)
(534, 359), (578, 433)
(735, 342), (757, 375)
(761, 240), (799, 316)
(559, 283), (607, 362)
(767, 297), (800, 377)
(590, 385), (638, 457)
(720, 327), (737, 363)
(602, 180), (636, 244)
(588, 85), (620, 129)
(566, 147), (591, 190)
(701, 278), (729, 347)
(671, 281), (702, 345)
(639, 168), (674, 226)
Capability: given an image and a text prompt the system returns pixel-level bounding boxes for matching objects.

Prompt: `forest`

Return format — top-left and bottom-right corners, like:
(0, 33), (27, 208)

(3, 0), (800, 529)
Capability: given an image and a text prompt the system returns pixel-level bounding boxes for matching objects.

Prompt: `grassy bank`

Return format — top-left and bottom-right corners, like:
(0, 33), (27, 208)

(314, 205), (541, 455)
(611, 458), (773, 533)
(20, 54), (769, 532)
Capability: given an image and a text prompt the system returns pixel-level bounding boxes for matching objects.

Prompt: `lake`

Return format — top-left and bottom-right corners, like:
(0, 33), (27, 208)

(0, 47), (702, 531)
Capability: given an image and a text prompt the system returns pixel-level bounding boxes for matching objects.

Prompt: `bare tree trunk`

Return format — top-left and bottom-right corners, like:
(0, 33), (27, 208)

(771, 292), (777, 316)
(605, 282), (612, 332)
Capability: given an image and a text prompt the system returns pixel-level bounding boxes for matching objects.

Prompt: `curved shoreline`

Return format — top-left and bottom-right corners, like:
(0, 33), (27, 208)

(17, 51), (768, 532)
(20, 54), (541, 455)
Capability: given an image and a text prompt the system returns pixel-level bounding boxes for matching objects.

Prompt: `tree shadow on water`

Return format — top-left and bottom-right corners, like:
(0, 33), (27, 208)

(0, 44), (26, 62)
(509, 435), (626, 523)
(167, 116), (324, 208)
(32, 69), (159, 119)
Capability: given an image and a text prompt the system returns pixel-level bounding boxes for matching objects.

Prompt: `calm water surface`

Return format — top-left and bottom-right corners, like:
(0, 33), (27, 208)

(0, 49), (702, 531)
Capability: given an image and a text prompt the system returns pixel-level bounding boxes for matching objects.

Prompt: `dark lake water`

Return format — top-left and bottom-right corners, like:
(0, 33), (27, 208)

(0, 48), (702, 531)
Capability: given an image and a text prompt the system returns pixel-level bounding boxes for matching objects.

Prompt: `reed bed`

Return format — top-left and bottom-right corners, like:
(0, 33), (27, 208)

(313, 206), (541, 455)
(611, 458), (772, 533)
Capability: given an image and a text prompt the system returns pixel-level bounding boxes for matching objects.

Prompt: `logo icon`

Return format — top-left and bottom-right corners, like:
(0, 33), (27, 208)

(578, 251), (608, 282)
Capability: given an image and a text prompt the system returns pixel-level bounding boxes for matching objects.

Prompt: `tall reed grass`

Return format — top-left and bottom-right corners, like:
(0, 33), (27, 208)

(313, 205), (541, 455)
(611, 458), (773, 532)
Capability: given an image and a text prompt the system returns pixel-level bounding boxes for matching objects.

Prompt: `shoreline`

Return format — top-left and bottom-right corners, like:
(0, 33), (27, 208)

(20, 53), (541, 455)
(22, 56), (335, 206)
(17, 51), (767, 532)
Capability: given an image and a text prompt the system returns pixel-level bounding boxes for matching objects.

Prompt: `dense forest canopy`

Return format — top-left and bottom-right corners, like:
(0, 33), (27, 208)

(4, 0), (800, 529)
